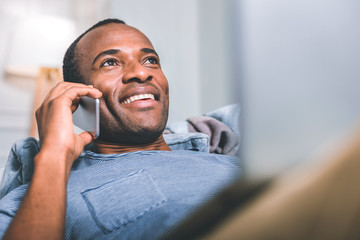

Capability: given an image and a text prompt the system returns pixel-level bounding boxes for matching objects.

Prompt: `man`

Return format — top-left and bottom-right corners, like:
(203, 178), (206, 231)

(0, 19), (239, 239)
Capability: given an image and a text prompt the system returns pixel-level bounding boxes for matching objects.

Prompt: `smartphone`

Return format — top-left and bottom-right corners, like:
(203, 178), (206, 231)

(73, 96), (100, 137)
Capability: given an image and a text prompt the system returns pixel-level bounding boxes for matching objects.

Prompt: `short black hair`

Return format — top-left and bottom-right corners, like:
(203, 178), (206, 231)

(62, 18), (126, 84)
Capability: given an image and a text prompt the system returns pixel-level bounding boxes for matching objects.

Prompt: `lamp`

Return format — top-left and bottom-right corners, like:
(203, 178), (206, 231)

(5, 15), (76, 137)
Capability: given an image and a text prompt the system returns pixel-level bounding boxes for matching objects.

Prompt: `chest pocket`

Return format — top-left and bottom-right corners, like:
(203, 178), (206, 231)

(81, 169), (167, 234)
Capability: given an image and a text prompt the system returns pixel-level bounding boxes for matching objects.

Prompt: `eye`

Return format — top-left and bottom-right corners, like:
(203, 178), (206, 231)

(144, 56), (159, 65)
(101, 59), (118, 67)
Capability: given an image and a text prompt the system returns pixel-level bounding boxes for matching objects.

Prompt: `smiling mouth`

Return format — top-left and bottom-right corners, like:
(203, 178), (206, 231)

(120, 94), (155, 104)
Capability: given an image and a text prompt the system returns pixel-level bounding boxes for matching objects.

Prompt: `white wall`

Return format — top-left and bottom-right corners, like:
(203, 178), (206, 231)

(198, 0), (234, 113)
(238, 0), (360, 177)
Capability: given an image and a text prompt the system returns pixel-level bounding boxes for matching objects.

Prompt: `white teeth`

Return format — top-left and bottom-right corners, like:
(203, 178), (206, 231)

(121, 94), (155, 104)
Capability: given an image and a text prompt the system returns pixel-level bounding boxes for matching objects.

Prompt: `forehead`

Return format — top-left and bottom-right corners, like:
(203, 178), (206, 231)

(77, 23), (154, 56)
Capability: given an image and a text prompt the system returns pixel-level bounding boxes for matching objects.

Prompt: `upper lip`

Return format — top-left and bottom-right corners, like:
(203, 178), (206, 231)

(119, 85), (160, 103)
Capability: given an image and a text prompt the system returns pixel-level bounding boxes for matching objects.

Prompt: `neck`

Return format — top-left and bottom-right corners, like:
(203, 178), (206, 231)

(92, 135), (171, 154)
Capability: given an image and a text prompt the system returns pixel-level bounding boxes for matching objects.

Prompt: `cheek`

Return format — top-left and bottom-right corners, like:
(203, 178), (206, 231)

(90, 70), (122, 89)
(158, 74), (169, 95)
(93, 78), (121, 114)
(91, 77), (117, 97)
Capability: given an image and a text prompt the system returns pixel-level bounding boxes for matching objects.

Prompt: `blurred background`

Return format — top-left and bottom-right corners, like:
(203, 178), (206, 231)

(0, 0), (234, 168)
(1, 0), (360, 180)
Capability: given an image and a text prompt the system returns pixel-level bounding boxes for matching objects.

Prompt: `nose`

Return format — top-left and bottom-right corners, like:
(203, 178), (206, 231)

(122, 61), (152, 83)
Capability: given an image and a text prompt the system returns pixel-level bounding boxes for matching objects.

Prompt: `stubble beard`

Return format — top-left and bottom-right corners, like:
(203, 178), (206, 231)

(98, 107), (168, 145)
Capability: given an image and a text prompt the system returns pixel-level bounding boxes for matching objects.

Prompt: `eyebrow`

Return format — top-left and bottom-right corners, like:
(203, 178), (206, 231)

(92, 49), (120, 65)
(92, 48), (160, 66)
(141, 48), (159, 58)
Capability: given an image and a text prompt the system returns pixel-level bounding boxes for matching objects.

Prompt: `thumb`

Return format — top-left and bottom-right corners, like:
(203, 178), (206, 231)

(79, 131), (95, 147)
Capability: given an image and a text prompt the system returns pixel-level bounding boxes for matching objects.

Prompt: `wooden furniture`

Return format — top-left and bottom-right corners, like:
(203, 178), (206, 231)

(30, 67), (62, 138)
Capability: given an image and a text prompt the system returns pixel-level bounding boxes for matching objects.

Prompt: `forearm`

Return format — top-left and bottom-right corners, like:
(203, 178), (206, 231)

(2, 83), (101, 239)
(3, 151), (70, 240)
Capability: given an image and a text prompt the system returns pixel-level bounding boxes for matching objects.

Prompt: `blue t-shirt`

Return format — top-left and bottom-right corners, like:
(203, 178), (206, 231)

(0, 137), (239, 239)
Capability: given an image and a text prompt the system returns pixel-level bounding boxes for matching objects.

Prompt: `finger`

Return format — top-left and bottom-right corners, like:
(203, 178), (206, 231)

(53, 82), (94, 94)
(70, 97), (81, 113)
(41, 86), (102, 113)
(43, 82), (96, 103)
(78, 131), (94, 147)
(57, 86), (102, 107)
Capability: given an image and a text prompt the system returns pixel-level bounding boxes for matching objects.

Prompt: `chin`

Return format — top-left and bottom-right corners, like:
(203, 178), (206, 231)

(99, 106), (169, 144)
(126, 130), (163, 145)
(99, 122), (165, 145)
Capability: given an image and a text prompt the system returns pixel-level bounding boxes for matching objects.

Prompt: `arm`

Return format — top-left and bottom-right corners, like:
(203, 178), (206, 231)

(3, 82), (102, 240)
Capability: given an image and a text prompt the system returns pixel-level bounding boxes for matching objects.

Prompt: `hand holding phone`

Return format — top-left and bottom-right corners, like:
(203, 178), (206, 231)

(73, 96), (100, 137)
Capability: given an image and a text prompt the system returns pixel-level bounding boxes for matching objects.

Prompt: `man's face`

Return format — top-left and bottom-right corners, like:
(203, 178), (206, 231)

(76, 23), (169, 144)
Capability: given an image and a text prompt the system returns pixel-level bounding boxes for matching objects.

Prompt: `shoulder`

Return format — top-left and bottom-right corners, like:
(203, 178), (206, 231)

(8, 137), (39, 155)
(6, 137), (40, 169)
(0, 138), (39, 198)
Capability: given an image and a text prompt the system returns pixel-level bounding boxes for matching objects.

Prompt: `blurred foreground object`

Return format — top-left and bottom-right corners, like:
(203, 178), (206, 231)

(164, 125), (360, 240)
(4, 15), (75, 138)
